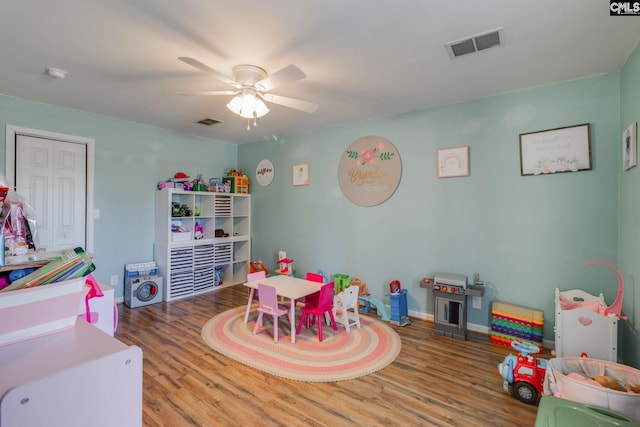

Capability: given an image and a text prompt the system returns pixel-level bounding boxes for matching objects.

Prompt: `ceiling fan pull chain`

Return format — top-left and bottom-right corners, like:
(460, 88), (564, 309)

(246, 118), (251, 130)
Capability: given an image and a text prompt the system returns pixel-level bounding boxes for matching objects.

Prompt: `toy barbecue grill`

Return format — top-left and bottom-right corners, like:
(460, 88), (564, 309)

(431, 273), (468, 340)
(432, 273), (467, 294)
(423, 273), (484, 340)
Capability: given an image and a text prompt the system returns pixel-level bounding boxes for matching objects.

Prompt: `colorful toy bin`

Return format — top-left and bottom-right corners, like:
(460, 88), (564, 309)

(544, 357), (640, 421)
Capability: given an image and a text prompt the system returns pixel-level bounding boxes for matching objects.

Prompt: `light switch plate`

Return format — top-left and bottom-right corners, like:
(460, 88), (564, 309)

(472, 296), (481, 309)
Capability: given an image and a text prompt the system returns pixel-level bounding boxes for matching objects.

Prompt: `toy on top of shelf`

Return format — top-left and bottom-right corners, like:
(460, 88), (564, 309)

(208, 178), (226, 193)
(497, 340), (548, 405)
(174, 172), (189, 181)
(192, 173), (207, 191)
(223, 168), (249, 194)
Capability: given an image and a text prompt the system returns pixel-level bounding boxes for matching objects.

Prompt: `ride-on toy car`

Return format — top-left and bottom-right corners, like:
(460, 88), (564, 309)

(497, 340), (548, 404)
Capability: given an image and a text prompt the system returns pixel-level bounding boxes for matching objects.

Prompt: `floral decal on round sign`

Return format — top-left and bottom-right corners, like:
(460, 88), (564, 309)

(346, 142), (395, 165)
(338, 136), (402, 207)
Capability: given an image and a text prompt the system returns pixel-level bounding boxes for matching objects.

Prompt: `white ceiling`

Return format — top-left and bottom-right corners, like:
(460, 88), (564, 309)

(1, 1), (639, 144)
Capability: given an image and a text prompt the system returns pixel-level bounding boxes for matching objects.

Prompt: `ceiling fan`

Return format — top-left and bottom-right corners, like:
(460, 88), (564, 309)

(178, 57), (319, 127)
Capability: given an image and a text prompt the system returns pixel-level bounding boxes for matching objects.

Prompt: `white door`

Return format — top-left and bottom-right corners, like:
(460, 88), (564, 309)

(14, 135), (87, 252)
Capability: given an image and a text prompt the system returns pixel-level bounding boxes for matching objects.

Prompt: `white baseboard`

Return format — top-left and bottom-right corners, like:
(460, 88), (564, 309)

(407, 308), (555, 349)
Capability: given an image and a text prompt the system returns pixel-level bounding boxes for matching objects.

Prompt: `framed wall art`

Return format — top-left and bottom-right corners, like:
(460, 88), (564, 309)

(623, 122), (637, 171)
(519, 123), (591, 176)
(292, 163), (309, 186)
(437, 146), (469, 178)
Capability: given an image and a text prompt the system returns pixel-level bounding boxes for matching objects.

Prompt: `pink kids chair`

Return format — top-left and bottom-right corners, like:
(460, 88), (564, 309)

(253, 283), (290, 342)
(304, 271), (323, 307)
(246, 270), (266, 301)
(296, 282), (338, 342)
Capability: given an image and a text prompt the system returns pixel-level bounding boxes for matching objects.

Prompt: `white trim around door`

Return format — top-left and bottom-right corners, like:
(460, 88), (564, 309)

(5, 125), (95, 253)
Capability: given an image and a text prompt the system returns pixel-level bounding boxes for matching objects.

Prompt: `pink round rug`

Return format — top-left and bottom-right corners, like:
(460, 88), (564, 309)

(201, 305), (401, 382)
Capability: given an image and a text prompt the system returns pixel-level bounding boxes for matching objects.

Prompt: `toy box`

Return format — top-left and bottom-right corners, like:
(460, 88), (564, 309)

(0, 278), (87, 347)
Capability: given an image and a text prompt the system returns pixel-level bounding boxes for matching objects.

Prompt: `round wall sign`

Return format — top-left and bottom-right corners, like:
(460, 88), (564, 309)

(338, 136), (402, 206)
(255, 159), (274, 186)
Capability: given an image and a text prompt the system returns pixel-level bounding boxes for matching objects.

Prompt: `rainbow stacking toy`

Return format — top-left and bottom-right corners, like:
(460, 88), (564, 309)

(490, 301), (544, 347)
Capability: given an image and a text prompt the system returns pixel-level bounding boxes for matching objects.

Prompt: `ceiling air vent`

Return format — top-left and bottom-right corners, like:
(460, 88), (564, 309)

(445, 28), (504, 59)
(196, 117), (222, 126)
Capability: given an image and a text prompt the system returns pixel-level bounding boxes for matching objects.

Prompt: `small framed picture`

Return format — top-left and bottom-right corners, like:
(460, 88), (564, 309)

(623, 122), (637, 171)
(437, 146), (469, 178)
(292, 163), (309, 186)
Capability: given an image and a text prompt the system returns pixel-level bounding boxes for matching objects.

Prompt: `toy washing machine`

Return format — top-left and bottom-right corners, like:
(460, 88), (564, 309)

(124, 275), (163, 308)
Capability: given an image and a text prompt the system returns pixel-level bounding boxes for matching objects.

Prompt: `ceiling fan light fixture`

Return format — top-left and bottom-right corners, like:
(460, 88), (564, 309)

(227, 90), (269, 119)
(239, 93), (257, 118)
(226, 94), (243, 115)
(253, 99), (269, 118)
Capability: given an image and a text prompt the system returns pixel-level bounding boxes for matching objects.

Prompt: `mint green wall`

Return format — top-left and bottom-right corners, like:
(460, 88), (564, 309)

(619, 42), (640, 368)
(1, 64), (634, 366)
(0, 95), (237, 297)
(239, 73), (622, 353)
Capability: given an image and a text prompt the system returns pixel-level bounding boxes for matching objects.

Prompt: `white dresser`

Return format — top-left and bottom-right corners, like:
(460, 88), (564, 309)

(0, 320), (142, 427)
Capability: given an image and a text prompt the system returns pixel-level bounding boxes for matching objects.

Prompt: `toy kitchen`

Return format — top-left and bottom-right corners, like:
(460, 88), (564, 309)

(421, 273), (485, 340)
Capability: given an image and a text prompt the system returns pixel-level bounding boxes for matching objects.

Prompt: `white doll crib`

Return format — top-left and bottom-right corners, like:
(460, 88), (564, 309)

(554, 287), (619, 362)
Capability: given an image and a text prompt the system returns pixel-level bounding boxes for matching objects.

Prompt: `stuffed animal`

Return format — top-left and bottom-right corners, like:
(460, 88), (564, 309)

(593, 375), (624, 391)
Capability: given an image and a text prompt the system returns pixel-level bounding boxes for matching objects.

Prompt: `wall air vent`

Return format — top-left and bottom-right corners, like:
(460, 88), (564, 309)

(196, 117), (222, 126)
(445, 28), (504, 59)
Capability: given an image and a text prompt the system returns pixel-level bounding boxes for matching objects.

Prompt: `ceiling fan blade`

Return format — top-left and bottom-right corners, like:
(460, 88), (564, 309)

(177, 90), (239, 96)
(255, 64), (306, 92)
(261, 93), (319, 114)
(178, 57), (240, 88)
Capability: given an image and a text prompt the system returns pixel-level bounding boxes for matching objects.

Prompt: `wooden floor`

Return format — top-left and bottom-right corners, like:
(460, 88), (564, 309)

(116, 284), (541, 427)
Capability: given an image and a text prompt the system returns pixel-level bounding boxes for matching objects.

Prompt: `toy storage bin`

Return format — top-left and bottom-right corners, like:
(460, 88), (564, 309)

(544, 357), (640, 421)
(171, 231), (192, 242)
(535, 396), (640, 427)
(0, 278), (87, 347)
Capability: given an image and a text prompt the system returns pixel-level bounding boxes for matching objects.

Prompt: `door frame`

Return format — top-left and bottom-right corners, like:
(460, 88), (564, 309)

(5, 125), (95, 253)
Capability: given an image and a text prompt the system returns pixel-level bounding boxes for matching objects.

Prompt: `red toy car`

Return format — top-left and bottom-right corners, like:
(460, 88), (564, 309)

(497, 340), (548, 404)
